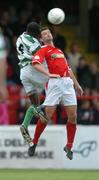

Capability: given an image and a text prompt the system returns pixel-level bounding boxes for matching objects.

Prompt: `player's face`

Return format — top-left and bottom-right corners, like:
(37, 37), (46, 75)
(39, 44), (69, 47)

(41, 29), (53, 43)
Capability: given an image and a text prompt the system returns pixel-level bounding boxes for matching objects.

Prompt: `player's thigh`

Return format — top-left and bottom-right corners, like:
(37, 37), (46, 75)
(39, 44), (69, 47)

(22, 75), (43, 94)
(62, 83), (77, 106)
(43, 79), (61, 106)
(21, 77), (35, 93)
(20, 67), (44, 94)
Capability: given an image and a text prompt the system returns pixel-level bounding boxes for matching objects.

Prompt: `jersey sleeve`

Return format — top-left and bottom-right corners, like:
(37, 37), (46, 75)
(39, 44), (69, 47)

(32, 47), (45, 65)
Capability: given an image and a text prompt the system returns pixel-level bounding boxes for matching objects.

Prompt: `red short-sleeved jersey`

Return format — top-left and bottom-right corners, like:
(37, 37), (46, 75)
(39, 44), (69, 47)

(32, 45), (70, 77)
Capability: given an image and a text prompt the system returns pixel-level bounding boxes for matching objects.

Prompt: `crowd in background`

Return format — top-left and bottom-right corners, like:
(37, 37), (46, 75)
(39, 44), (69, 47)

(0, 0), (99, 125)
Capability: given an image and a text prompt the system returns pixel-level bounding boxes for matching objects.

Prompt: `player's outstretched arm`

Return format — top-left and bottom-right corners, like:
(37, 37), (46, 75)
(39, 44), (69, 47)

(33, 63), (60, 78)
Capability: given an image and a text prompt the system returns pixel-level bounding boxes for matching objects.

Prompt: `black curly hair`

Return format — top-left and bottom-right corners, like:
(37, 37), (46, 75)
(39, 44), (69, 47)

(26, 21), (40, 38)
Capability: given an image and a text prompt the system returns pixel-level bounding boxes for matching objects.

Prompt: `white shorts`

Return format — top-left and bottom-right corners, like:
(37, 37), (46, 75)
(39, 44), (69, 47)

(43, 77), (77, 106)
(20, 65), (48, 94)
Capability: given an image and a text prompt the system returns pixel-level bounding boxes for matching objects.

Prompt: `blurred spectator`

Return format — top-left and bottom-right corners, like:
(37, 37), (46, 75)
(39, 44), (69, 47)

(0, 11), (13, 40)
(77, 100), (94, 125)
(76, 56), (91, 89)
(67, 41), (82, 75)
(77, 59), (99, 90)
(7, 35), (21, 85)
(0, 27), (9, 124)
(89, 62), (99, 90)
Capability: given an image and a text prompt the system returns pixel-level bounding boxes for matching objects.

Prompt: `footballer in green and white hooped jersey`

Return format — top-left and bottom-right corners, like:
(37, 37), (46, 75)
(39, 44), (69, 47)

(16, 22), (48, 145)
(16, 31), (48, 94)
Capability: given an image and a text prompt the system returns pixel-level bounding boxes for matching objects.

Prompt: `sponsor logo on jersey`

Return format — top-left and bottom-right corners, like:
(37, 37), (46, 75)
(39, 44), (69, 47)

(51, 53), (64, 58)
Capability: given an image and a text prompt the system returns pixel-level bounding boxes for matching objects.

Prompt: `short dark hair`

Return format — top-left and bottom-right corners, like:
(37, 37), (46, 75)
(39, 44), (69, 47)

(26, 22), (40, 38)
(40, 26), (50, 33)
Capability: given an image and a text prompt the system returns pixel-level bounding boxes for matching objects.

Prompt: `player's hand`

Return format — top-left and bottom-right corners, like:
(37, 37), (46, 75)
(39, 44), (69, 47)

(76, 85), (83, 96)
(49, 73), (60, 78)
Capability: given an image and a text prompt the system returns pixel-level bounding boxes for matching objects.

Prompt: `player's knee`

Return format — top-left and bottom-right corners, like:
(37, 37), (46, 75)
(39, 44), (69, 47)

(68, 112), (77, 123)
(46, 114), (52, 121)
(46, 111), (53, 121)
(45, 107), (55, 121)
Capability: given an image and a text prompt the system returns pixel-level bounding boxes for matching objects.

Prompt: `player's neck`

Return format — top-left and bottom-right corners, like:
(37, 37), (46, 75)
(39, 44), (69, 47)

(45, 41), (54, 47)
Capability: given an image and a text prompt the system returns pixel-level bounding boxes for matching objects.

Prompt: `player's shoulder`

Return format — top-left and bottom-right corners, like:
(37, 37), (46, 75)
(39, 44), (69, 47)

(41, 45), (47, 48)
(41, 45), (50, 49)
(40, 45), (49, 52)
(23, 33), (38, 43)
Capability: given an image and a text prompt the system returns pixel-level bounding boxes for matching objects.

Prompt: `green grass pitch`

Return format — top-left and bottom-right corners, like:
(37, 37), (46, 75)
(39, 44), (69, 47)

(0, 169), (99, 180)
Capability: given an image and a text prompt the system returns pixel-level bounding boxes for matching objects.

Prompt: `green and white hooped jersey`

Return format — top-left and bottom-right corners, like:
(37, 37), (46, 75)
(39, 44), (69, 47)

(16, 32), (41, 68)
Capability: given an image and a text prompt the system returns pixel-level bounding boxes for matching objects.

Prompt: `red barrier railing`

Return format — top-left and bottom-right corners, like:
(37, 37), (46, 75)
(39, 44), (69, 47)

(8, 95), (99, 101)
(77, 96), (99, 100)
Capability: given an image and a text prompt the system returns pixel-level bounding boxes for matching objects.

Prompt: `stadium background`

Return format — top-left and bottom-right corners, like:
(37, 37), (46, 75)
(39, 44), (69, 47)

(0, 0), (99, 179)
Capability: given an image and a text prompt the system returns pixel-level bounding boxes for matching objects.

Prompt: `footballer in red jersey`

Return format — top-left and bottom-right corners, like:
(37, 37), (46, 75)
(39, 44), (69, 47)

(28, 27), (83, 160)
